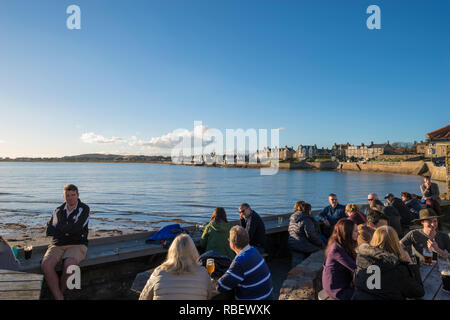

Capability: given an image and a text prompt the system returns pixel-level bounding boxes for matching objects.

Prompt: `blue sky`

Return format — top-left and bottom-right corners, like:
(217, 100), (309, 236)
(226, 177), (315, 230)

(0, 0), (449, 157)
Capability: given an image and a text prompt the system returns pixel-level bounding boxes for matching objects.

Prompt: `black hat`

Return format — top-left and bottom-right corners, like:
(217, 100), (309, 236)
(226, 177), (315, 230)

(412, 208), (443, 224)
(384, 193), (394, 199)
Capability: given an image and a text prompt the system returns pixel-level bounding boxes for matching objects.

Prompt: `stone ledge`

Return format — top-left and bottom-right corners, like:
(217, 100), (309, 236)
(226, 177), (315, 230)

(279, 250), (325, 300)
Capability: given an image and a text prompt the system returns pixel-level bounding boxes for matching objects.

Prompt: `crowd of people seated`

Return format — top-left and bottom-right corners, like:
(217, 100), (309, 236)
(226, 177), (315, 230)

(1, 175), (448, 301)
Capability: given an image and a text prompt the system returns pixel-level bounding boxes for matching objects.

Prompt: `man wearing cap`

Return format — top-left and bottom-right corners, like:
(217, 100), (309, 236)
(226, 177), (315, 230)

(400, 208), (450, 262)
(384, 193), (412, 235)
(357, 209), (389, 246)
(371, 199), (402, 237)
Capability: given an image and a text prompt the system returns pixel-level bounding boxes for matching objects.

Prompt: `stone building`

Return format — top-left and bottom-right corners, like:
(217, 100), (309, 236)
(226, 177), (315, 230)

(346, 141), (394, 160)
(423, 124), (450, 158)
(331, 142), (350, 158)
(279, 146), (296, 160)
(295, 145), (318, 159)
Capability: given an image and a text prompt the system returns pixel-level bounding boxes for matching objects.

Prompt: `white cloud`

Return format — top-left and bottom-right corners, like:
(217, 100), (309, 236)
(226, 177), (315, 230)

(0, 140), (5, 144)
(129, 125), (216, 149)
(80, 133), (126, 144)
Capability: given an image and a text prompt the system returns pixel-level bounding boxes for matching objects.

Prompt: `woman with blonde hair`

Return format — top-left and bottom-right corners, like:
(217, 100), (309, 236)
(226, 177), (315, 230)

(0, 235), (20, 271)
(345, 204), (366, 225)
(352, 226), (424, 300)
(139, 233), (213, 300)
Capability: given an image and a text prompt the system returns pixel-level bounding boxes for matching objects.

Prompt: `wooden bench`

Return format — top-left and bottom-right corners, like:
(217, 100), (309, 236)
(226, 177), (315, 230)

(0, 269), (44, 300)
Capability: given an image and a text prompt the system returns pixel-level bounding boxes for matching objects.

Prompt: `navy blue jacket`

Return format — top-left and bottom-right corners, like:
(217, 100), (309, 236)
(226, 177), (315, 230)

(316, 204), (346, 226)
(46, 200), (90, 246)
(240, 210), (266, 249)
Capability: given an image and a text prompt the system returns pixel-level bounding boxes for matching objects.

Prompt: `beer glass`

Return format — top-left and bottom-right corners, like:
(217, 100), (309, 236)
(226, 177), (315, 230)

(206, 259), (215, 275)
(24, 244), (33, 260)
(423, 248), (433, 265)
(438, 255), (450, 292)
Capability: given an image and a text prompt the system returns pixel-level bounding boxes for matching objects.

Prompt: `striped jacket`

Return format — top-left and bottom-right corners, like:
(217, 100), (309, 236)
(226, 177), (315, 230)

(217, 245), (273, 300)
(46, 200), (90, 246)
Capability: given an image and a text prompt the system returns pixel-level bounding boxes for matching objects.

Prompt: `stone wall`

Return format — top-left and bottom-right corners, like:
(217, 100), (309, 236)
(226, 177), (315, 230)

(278, 250), (325, 300)
(279, 161), (338, 170)
(339, 160), (447, 183)
(425, 161), (447, 182)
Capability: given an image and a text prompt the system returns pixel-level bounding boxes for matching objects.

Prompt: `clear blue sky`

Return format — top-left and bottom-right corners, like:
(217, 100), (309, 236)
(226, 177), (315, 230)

(0, 0), (449, 157)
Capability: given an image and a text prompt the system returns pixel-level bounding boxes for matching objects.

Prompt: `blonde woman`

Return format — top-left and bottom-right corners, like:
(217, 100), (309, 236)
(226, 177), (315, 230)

(139, 234), (213, 300)
(352, 226), (424, 300)
(345, 204), (366, 225)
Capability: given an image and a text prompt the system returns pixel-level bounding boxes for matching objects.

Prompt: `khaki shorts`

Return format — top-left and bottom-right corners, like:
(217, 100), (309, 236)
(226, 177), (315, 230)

(42, 244), (87, 265)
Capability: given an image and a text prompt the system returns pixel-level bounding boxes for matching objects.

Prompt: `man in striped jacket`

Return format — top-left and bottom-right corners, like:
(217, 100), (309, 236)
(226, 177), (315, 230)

(41, 184), (90, 300)
(216, 225), (273, 300)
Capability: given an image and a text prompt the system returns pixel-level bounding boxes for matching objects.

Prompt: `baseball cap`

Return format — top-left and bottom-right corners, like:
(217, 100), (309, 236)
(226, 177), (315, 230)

(366, 209), (388, 224)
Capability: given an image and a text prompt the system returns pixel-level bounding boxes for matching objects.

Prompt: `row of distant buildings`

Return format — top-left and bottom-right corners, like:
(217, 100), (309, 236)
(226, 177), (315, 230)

(176, 125), (449, 164)
(259, 124), (450, 161)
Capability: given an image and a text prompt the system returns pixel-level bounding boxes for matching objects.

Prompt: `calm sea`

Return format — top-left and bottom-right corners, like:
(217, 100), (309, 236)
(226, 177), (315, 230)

(0, 162), (446, 233)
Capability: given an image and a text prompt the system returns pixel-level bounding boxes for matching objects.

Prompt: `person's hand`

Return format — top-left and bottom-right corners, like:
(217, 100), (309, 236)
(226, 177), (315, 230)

(401, 251), (413, 264)
(427, 239), (440, 254)
(399, 241), (406, 249)
(323, 219), (330, 227)
(428, 229), (437, 240)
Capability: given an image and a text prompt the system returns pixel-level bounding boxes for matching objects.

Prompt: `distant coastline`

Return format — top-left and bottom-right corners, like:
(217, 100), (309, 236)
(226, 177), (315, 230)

(0, 153), (447, 183)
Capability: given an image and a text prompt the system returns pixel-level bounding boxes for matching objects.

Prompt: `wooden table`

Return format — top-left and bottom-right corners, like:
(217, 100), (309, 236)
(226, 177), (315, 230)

(0, 269), (44, 300)
(420, 262), (450, 300)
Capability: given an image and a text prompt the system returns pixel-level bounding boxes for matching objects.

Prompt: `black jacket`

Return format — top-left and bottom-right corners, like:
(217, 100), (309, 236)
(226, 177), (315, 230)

(352, 244), (424, 300)
(288, 211), (323, 254)
(382, 206), (402, 237)
(46, 200), (90, 246)
(240, 210), (266, 249)
(390, 197), (412, 229)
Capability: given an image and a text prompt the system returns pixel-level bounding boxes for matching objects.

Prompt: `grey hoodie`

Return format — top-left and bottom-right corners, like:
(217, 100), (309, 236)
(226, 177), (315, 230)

(0, 240), (20, 271)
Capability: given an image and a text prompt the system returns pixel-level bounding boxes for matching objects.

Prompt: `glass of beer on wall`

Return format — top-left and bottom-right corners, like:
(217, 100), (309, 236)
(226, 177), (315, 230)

(206, 258), (215, 276)
(438, 255), (450, 292)
(423, 248), (433, 265)
(24, 244), (33, 260)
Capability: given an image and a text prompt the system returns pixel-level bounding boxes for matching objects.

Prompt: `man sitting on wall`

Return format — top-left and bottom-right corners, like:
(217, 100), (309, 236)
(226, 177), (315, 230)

(239, 203), (266, 254)
(41, 184), (90, 300)
(316, 193), (346, 238)
(420, 176), (441, 216)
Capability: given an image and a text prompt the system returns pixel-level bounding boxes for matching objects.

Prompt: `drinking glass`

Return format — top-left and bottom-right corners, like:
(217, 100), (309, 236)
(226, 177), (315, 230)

(423, 248), (433, 265)
(24, 243), (33, 260)
(206, 259), (215, 276)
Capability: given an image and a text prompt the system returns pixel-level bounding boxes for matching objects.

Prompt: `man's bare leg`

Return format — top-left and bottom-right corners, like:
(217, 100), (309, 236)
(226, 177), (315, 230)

(60, 258), (78, 295)
(41, 257), (64, 300)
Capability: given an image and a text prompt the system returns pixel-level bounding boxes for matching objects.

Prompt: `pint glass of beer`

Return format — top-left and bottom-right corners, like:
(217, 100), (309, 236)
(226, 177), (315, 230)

(423, 248), (433, 265)
(441, 270), (450, 292)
